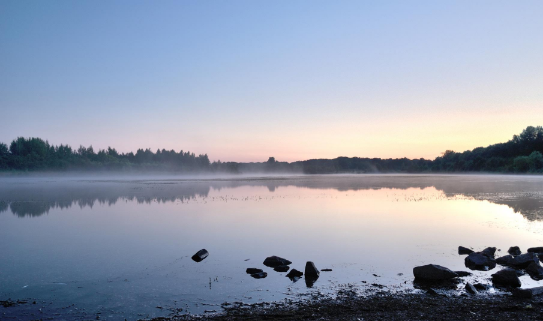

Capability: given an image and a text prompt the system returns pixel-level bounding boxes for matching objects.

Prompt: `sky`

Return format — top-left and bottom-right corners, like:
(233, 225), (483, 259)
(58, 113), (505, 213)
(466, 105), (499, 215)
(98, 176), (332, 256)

(1, 1), (542, 162)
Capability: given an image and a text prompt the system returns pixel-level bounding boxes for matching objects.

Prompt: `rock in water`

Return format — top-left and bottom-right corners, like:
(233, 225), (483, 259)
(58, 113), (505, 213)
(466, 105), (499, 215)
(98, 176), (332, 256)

(191, 249), (209, 262)
(274, 265), (290, 272)
(496, 255), (514, 266)
(246, 268), (263, 274)
(263, 256), (292, 267)
(458, 246), (474, 255)
(454, 271), (472, 277)
(250, 272), (267, 279)
(482, 247), (497, 258)
(465, 282), (478, 294)
(526, 262), (543, 281)
(413, 264), (458, 281)
(465, 252), (497, 271)
(286, 269), (303, 278)
(491, 269), (521, 288)
(305, 261), (320, 278)
(509, 253), (539, 269)
(527, 247), (543, 254)
(508, 246), (521, 256)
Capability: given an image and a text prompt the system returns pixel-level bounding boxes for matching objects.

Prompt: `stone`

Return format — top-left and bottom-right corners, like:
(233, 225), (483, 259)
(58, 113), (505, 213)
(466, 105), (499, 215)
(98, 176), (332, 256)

(491, 269), (521, 288)
(482, 247), (497, 258)
(413, 264), (458, 281)
(250, 272), (267, 279)
(454, 271), (472, 277)
(321, 269), (332, 272)
(507, 253), (539, 269)
(512, 286), (543, 299)
(465, 282), (478, 294)
(527, 247), (543, 254)
(273, 265), (290, 272)
(473, 283), (491, 291)
(263, 256), (292, 267)
(508, 246), (522, 256)
(191, 249), (209, 262)
(496, 255), (514, 266)
(246, 268), (263, 274)
(458, 246), (474, 255)
(305, 261), (320, 279)
(465, 252), (497, 271)
(286, 269), (303, 278)
(526, 262), (543, 281)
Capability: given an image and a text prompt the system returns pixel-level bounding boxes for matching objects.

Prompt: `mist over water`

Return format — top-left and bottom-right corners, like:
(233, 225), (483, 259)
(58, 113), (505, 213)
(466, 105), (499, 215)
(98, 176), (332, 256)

(1, 174), (543, 320)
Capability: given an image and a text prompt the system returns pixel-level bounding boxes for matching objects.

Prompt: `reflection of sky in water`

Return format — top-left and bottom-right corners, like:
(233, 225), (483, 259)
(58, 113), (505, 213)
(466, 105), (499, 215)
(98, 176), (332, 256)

(1, 175), (543, 320)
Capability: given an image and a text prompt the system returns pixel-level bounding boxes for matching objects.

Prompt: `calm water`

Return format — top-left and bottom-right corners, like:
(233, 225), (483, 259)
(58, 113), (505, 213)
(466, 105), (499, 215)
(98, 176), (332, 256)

(1, 174), (543, 320)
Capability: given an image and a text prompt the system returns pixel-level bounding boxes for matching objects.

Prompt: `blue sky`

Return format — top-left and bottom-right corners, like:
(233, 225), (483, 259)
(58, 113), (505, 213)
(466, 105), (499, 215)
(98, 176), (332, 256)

(1, 1), (542, 161)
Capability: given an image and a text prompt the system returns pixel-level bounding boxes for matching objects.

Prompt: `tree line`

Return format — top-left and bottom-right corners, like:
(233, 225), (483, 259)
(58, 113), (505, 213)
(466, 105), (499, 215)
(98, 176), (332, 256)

(1, 126), (542, 173)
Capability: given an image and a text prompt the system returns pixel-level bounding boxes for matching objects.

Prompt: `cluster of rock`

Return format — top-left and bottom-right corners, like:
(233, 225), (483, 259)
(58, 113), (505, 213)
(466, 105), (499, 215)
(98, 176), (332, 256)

(414, 245), (543, 297)
(246, 256), (322, 287)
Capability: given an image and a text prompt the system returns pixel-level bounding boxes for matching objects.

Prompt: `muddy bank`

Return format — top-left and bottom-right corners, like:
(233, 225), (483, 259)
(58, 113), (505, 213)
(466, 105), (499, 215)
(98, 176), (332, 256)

(150, 293), (543, 321)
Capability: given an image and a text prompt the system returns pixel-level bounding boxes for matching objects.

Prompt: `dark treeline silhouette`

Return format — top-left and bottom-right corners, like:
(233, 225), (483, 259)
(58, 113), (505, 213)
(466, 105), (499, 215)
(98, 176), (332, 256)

(1, 126), (542, 173)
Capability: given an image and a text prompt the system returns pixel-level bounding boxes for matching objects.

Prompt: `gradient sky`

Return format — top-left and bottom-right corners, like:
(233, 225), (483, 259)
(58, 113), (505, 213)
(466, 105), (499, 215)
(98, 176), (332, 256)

(1, 1), (542, 162)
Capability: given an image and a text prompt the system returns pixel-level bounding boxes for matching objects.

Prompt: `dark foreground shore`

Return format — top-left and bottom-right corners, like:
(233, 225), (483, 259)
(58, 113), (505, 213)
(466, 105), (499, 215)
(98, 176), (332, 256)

(150, 293), (543, 321)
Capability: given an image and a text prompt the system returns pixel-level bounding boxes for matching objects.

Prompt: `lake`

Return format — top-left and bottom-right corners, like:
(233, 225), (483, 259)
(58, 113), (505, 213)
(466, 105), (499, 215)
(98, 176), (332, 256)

(1, 174), (543, 320)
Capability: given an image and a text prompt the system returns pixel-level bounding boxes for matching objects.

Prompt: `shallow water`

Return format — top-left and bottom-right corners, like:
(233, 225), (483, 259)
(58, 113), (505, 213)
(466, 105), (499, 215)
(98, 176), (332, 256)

(1, 174), (543, 320)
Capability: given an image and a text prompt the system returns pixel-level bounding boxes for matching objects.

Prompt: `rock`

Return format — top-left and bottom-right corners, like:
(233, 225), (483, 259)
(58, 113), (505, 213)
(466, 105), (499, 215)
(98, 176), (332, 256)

(525, 262), (543, 281)
(454, 271), (472, 277)
(527, 247), (543, 254)
(263, 256), (292, 267)
(508, 246), (522, 256)
(512, 286), (543, 299)
(191, 249), (209, 262)
(413, 264), (458, 281)
(246, 268), (263, 274)
(465, 282), (478, 294)
(509, 253), (540, 269)
(491, 269), (521, 288)
(482, 247), (497, 258)
(273, 265), (290, 272)
(458, 246), (474, 255)
(321, 269), (332, 272)
(286, 269), (303, 278)
(496, 255), (514, 266)
(250, 272), (267, 279)
(473, 283), (491, 291)
(305, 261), (320, 279)
(426, 288), (439, 295)
(465, 252), (497, 271)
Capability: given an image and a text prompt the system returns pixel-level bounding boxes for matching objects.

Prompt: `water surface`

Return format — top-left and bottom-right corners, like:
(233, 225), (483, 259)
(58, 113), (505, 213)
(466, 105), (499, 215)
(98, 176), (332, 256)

(1, 174), (543, 320)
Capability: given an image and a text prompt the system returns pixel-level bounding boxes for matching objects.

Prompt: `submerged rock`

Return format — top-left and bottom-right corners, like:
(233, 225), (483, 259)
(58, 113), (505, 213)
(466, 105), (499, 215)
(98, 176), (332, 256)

(491, 269), (521, 288)
(526, 262), (543, 281)
(191, 249), (209, 262)
(273, 265), (290, 272)
(413, 264), (458, 281)
(465, 252), (497, 271)
(465, 282), (478, 294)
(527, 247), (543, 254)
(305, 261), (320, 279)
(482, 247), (497, 258)
(508, 246), (522, 256)
(458, 246), (474, 255)
(263, 256), (292, 267)
(246, 268), (263, 274)
(286, 269), (303, 278)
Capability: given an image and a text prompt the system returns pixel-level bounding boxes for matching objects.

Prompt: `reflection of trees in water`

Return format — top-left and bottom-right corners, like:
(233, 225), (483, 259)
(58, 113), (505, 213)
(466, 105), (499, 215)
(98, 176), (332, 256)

(0, 176), (542, 220)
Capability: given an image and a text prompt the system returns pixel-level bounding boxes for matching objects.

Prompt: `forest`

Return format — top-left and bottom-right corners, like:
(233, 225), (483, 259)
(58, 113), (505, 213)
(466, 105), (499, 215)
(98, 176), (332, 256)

(1, 126), (542, 174)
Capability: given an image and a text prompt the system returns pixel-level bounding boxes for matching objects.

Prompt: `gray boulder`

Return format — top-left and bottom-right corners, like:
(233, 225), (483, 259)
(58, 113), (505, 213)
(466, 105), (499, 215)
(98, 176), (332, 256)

(413, 264), (458, 281)
(465, 252), (497, 271)
(263, 256), (292, 267)
(508, 246), (521, 256)
(191, 249), (209, 262)
(491, 269), (521, 288)
(305, 261), (320, 279)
